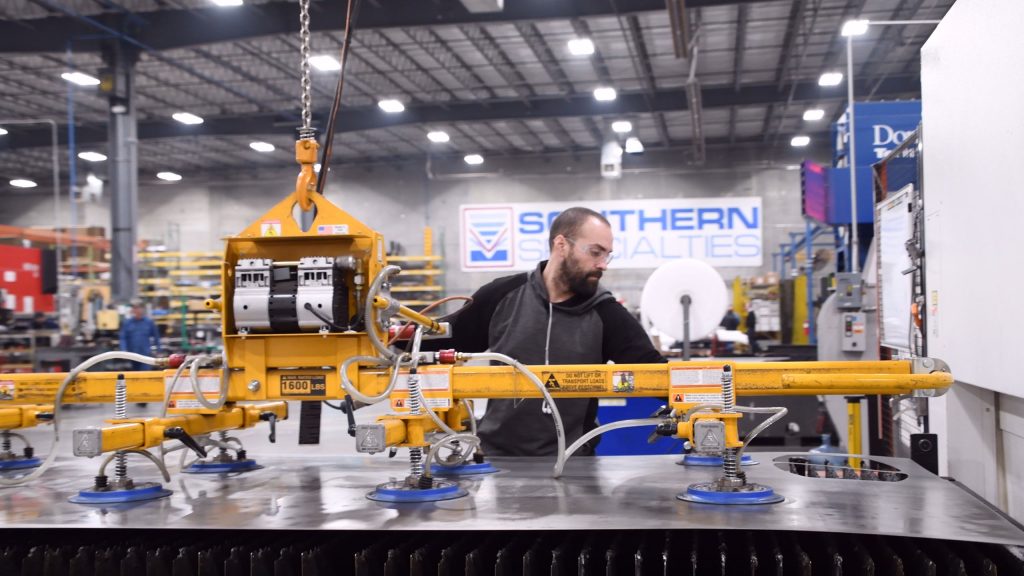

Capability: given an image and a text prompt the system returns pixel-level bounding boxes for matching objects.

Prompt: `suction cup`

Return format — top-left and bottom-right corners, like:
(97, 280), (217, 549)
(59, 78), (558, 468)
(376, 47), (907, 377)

(367, 479), (467, 503)
(430, 461), (499, 476)
(676, 454), (757, 467)
(677, 481), (783, 505)
(182, 459), (262, 474)
(69, 482), (172, 505)
(0, 457), (42, 471)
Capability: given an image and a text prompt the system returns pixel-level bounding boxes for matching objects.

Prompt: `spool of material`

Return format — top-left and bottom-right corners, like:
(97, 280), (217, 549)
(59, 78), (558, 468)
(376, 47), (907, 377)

(640, 259), (729, 341)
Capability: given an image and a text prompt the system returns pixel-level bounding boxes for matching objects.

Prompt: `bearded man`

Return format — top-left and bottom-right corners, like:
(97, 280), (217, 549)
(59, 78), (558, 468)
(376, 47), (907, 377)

(424, 207), (666, 457)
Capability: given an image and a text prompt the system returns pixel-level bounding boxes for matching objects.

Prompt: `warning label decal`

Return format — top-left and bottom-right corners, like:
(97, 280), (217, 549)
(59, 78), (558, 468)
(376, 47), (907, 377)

(545, 370), (605, 393)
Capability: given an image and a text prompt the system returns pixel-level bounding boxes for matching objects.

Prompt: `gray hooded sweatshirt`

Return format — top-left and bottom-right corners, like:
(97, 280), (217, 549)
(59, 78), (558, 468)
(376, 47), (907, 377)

(424, 261), (665, 456)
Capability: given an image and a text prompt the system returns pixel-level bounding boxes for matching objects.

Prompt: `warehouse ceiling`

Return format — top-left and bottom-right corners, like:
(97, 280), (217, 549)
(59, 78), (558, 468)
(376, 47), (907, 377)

(0, 0), (954, 185)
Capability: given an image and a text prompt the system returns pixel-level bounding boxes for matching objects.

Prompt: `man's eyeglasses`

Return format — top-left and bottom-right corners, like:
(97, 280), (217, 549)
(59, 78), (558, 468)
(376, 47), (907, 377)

(566, 238), (615, 265)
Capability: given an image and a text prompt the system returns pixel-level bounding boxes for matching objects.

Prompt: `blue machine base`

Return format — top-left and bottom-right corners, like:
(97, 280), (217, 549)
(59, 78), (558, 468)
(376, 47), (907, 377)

(430, 461), (499, 476)
(69, 482), (172, 505)
(182, 459), (262, 474)
(677, 454), (757, 467)
(367, 480), (467, 503)
(0, 457), (41, 471)
(677, 482), (783, 505)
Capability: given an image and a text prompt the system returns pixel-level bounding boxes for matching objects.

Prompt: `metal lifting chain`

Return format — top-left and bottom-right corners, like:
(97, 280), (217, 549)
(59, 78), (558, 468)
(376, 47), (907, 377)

(298, 0), (314, 139)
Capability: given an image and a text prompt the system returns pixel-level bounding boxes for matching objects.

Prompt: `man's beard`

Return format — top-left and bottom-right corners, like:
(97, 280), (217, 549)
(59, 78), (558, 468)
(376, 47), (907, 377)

(560, 251), (602, 298)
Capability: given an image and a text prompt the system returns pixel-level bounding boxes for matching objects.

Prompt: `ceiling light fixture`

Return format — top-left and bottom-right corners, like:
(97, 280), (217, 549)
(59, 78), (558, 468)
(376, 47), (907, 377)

(567, 38), (595, 56)
(593, 87), (617, 102)
(78, 151), (107, 162)
(210, 0), (243, 6)
(427, 131), (450, 143)
(172, 112), (204, 125)
(309, 55), (341, 71)
(378, 99), (405, 113)
(9, 179), (37, 188)
(464, 154), (484, 165)
(818, 72), (844, 87)
(157, 172), (182, 182)
(841, 19), (870, 37)
(791, 135), (811, 147)
(803, 109), (826, 121)
(0, 128), (8, 136)
(249, 141), (275, 152)
(624, 137), (644, 154)
(611, 120), (632, 134)
(61, 72), (100, 86)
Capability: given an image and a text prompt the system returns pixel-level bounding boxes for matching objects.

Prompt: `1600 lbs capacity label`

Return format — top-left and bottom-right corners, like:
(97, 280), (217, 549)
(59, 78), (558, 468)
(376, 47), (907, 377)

(280, 374), (326, 396)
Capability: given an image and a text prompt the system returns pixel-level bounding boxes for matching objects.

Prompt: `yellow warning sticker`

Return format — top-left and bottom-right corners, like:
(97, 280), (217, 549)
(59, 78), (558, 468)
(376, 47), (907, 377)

(544, 370), (605, 393)
(391, 368), (452, 411)
(260, 219), (282, 237)
(669, 366), (724, 405)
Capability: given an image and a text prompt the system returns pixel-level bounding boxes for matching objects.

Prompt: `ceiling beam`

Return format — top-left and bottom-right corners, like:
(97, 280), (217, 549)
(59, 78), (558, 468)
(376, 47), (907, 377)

(1, 76), (921, 150)
(0, 0), (781, 54)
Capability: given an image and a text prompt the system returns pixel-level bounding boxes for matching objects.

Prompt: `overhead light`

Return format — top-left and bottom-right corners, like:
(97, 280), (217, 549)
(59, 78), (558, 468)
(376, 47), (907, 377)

(624, 137), (644, 154)
(78, 151), (107, 162)
(0, 128), (7, 136)
(249, 141), (275, 152)
(818, 72), (844, 87)
(785, 164), (801, 171)
(378, 99), (405, 113)
(427, 130), (450, 143)
(172, 112), (204, 125)
(210, 0), (243, 6)
(841, 19), (870, 37)
(593, 87), (617, 102)
(309, 55), (341, 71)
(803, 108), (826, 121)
(61, 72), (100, 86)
(9, 179), (37, 188)
(86, 173), (103, 186)
(157, 172), (182, 182)
(611, 120), (632, 134)
(464, 154), (484, 166)
(567, 38), (595, 56)
(791, 135), (811, 147)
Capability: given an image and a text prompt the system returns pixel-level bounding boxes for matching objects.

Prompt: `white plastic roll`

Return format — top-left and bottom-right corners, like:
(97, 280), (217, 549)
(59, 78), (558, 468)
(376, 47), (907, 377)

(640, 259), (729, 341)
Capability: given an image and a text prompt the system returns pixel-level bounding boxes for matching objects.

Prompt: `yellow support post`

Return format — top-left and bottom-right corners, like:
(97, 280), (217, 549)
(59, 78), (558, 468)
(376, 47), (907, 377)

(847, 397), (863, 469)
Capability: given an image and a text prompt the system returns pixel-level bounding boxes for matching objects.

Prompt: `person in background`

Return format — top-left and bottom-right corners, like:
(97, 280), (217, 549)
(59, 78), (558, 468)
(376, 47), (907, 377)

(119, 299), (161, 371)
(422, 207), (666, 457)
(745, 304), (760, 354)
(719, 308), (741, 331)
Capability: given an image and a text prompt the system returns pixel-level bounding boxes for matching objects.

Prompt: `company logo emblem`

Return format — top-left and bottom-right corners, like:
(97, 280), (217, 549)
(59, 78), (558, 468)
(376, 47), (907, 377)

(462, 207), (513, 268)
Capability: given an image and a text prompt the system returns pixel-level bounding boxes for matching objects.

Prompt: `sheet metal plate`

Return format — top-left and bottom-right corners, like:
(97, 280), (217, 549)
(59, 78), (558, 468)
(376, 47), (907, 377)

(0, 453), (1021, 545)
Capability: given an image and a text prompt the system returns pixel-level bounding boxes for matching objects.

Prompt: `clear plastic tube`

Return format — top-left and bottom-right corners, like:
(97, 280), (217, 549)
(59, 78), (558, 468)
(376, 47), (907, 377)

(0, 351), (160, 487)
(553, 417), (663, 477)
(364, 265), (401, 361)
(188, 354), (228, 411)
(426, 432), (481, 471)
(339, 354), (403, 405)
(735, 405), (788, 461)
(462, 352), (566, 476)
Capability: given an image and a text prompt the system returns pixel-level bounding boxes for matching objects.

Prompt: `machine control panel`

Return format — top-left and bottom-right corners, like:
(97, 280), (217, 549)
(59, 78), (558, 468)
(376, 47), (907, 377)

(835, 273), (863, 310)
(841, 313), (866, 352)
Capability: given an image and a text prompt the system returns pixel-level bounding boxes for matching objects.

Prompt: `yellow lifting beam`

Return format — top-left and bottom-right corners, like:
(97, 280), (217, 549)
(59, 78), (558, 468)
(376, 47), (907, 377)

(74, 402), (288, 456)
(0, 360), (951, 405)
(0, 405), (53, 430)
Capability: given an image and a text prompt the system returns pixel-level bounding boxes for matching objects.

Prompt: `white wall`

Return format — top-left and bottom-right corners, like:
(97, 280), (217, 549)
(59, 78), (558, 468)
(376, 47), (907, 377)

(1, 152), (805, 309)
(921, 0), (1024, 520)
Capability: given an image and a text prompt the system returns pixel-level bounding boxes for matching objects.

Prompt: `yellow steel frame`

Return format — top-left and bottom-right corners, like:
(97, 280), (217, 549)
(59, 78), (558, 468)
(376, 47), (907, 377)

(0, 178), (955, 461)
(0, 405), (53, 430)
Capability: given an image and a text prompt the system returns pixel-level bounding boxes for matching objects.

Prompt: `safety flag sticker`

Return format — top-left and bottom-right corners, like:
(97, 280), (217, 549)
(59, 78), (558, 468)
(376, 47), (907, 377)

(260, 219), (282, 237)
